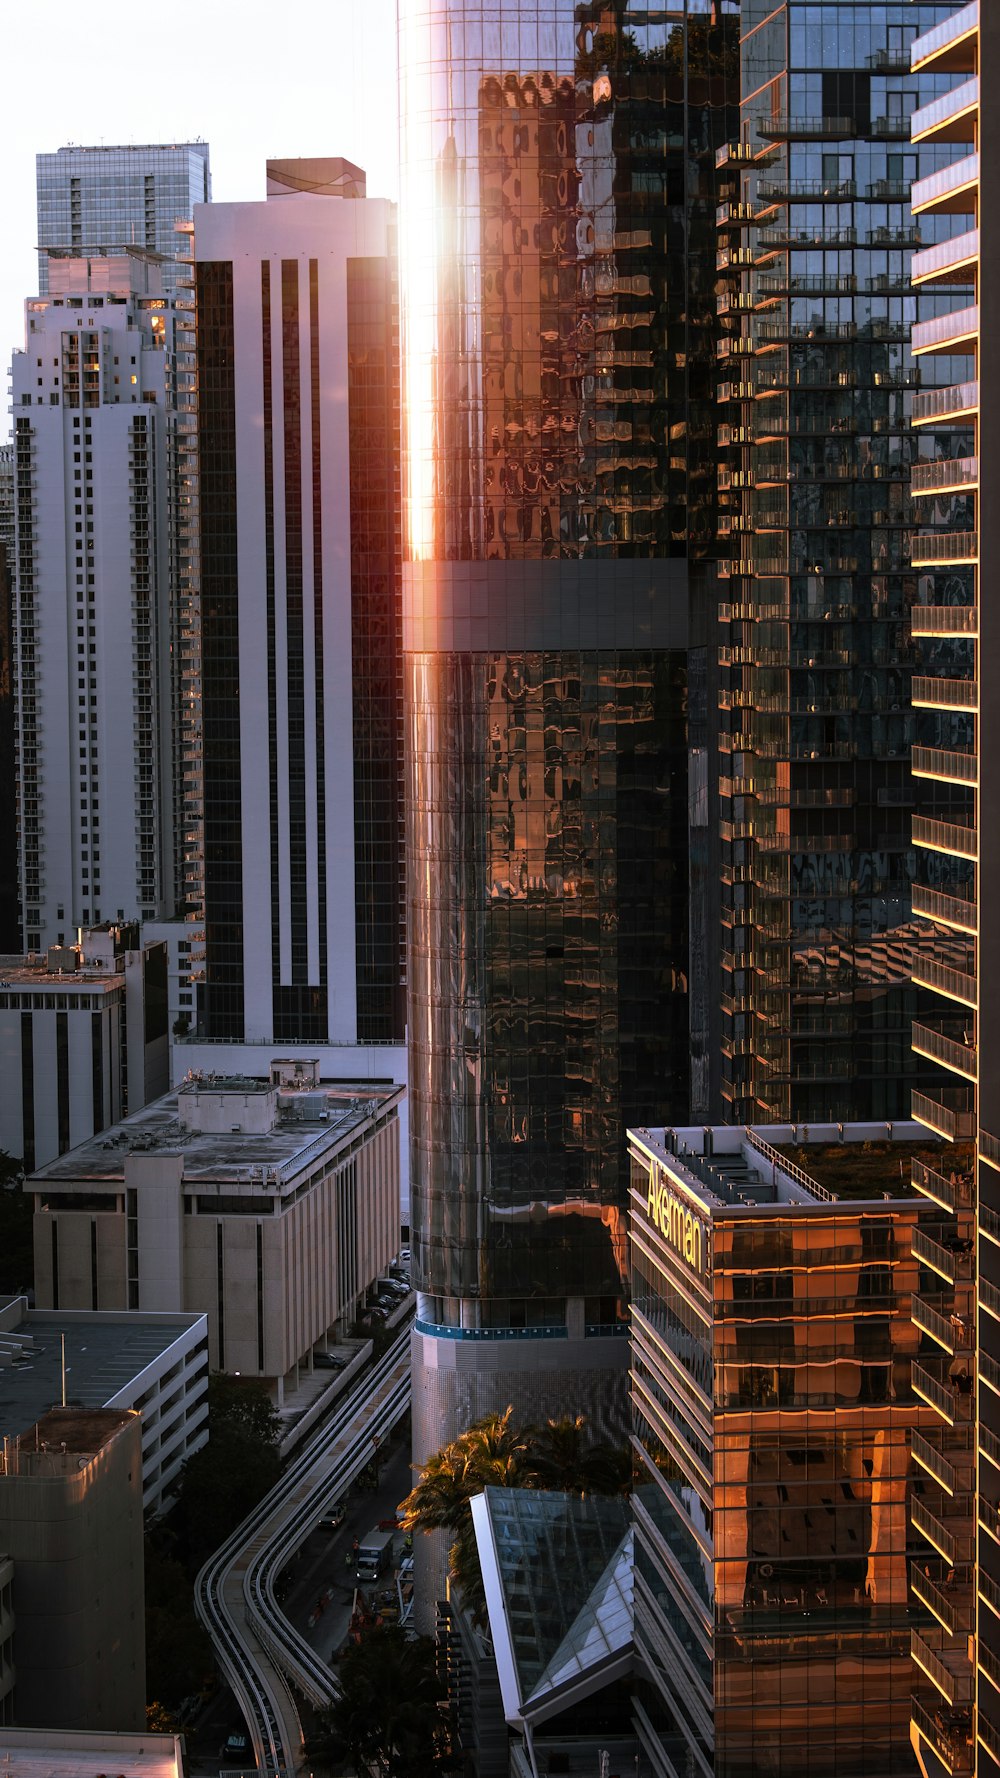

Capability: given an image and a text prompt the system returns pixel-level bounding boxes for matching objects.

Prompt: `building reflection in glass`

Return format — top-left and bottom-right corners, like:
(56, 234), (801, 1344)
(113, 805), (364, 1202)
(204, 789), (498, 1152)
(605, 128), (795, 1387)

(398, 0), (740, 1439)
(629, 1121), (939, 1777)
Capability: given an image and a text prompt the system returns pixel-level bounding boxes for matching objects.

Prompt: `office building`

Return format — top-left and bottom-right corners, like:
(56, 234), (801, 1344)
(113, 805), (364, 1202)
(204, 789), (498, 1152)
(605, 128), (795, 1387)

(0, 1298), (209, 1516)
(0, 1407), (145, 1732)
(186, 162), (407, 1125)
(0, 445), (16, 953)
(628, 1120), (941, 1778)
(905, 6), (989, 1772)
(10, 252), (197, 953)
(397, 0), (740, 1462)
(0, 926), (168, 1173)
(715, 0), (963, 1123)
(36, 143), (210, 299)
(27, 1064), (402, 1397)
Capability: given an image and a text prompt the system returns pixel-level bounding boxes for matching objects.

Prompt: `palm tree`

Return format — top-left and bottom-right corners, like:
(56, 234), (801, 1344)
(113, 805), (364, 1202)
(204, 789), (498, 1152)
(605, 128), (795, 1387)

(302, 1626), (447, 1777)
(400, 1409), (534, 1608)
(400, 1409), (629, 1621)
(526, 1415), (632, 1496)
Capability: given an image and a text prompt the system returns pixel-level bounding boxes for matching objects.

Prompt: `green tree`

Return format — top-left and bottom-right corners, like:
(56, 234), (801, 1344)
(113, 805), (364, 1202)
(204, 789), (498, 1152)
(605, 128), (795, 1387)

(303, 1626), (447, 1778)
(172, 1375), (282, 1564)
(400, 1409), (629, 1618)
(145, 1537), (213, 1703)
(526, 1414), (632, 1496)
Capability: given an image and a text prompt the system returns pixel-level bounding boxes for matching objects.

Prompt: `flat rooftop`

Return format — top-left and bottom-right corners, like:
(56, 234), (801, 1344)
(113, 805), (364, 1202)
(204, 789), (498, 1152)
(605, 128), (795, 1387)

(0, 1728), (181, 1778)
(629, 1121), (943, 1215)
(0, 1311), (201, 1443)
(0, 957), (122, 993)
(29, 1080), (402, 1191)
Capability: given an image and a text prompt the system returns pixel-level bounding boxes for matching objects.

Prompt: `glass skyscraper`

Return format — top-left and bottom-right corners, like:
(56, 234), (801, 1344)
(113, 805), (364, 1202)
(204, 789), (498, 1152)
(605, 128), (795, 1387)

(398, 0), (739, 1464)
(36, 143), (211, 298)
(716, 0), (962, 1124)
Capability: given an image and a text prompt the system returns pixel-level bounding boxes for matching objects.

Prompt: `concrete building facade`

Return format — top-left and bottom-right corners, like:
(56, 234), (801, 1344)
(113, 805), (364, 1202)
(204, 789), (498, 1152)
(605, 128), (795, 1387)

(0, 1299), (208, 1517)
(0, 926), (168, 1174)
(10, 253), (195, 953)
(27, 1066), (401, 1397)
(0, 1407), (145, 1732)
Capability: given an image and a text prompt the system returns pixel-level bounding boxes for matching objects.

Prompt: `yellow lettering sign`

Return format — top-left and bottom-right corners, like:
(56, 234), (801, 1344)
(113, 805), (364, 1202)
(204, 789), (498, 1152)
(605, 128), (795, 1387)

(646, 1169), (704, 1272)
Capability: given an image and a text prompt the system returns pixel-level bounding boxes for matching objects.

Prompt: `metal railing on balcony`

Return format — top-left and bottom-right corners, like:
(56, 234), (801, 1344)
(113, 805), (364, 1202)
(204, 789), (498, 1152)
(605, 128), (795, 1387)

(911, 3), (979, 71)
(913, 1158), (975, 1215)
(912, 815), (978, 860)
(912, 677), (978, 712)
(911, 228), (980, 284)
(912, 531), (979, 566)
(912, 1086), (976, 1141)
(911, 1692), (975, 1775)
(912, 151), (979, 215)
(757, 115), (855, 140)
(912, 1357), (974, 1424)
(912, 884), (977, 931)
(911, 305), (979, 356)
(912, 746), (978, 786)
(912, 1623), (975, 1703)
(912, 1561), (974, 1636)
(911, 457), (979, 495)
(911, 1020), (977, 1080)
(913, 1290), (972, 1354)
(912, 381), (979, 423)
(911, 78), (980, 142)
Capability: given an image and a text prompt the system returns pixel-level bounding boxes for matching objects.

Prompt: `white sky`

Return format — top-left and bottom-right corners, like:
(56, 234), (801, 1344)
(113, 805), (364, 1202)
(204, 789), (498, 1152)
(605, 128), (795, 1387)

(2, 0), (399, 436)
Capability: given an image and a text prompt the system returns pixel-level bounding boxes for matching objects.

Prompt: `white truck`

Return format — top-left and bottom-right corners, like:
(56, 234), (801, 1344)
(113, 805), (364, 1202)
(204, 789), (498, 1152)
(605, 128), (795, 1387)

(355, 1527), (394, 1583)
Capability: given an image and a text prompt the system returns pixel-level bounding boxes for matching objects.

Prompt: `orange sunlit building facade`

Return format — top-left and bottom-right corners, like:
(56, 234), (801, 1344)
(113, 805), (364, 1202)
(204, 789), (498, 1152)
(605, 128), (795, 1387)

(629, 1120), (942, 1777)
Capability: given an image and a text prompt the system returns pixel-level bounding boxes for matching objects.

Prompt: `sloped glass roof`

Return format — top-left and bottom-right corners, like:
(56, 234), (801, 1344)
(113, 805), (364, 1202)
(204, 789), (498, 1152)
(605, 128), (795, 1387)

(477, 1487), (632, 1712)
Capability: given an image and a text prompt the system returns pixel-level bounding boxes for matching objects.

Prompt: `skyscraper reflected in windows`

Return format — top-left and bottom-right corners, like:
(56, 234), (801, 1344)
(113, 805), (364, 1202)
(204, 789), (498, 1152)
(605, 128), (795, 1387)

(398, 2), (740, 1467)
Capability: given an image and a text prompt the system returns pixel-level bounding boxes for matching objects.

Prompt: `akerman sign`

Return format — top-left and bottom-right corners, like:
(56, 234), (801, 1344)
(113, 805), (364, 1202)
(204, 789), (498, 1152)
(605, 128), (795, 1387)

(647, 1166), (705, 1273)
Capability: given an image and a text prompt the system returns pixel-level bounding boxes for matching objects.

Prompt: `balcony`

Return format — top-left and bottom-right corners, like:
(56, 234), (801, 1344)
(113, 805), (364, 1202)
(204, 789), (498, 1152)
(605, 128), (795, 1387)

(912, 152), (980, 216)
(911, 228), (979, 287)
(911, 77), (979, 144)
(911, 457), (979, 497)
(912, 380), (979, 425)
(912, 1085), (976, 1142)
(913, 1289), (973, 1355)
(755, 177), (856, 203)
(911, 304), (980, 356)
(912, 1424), (973, 1494)
(911, 531), (978, 567)
(912, 677), (978, 713)
(911, 955), (977, 1012)
(912, 1157), (974, 1215)
(912, 1558), (974, 1635)
(912, 1018), (977, 1080)
(912, 1493), (975, 1565)
(911, 3), (978, 76)
(912, 815), (978, 862)
(757, 115), (855, 141)
(912, 746), (978, 788)
(911, 1692), (974, 1775)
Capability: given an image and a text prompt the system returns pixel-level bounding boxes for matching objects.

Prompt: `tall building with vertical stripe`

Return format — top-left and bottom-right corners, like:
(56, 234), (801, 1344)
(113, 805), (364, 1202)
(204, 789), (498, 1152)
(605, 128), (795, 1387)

(186, 166), (407, 1112)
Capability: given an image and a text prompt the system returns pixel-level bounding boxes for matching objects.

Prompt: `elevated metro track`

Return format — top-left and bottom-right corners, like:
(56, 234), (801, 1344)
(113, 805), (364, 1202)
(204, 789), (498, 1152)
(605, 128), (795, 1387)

(196, 1329), (412, 1777)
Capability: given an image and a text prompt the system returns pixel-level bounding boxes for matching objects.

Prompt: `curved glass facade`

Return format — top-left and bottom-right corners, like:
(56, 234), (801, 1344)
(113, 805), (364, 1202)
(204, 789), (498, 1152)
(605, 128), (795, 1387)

(398, 2), (740, 1324)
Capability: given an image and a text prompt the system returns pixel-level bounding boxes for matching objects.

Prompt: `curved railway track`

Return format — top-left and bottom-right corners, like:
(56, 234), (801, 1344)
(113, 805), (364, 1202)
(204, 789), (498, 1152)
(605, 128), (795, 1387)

(195, 1329), (412, 1777)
